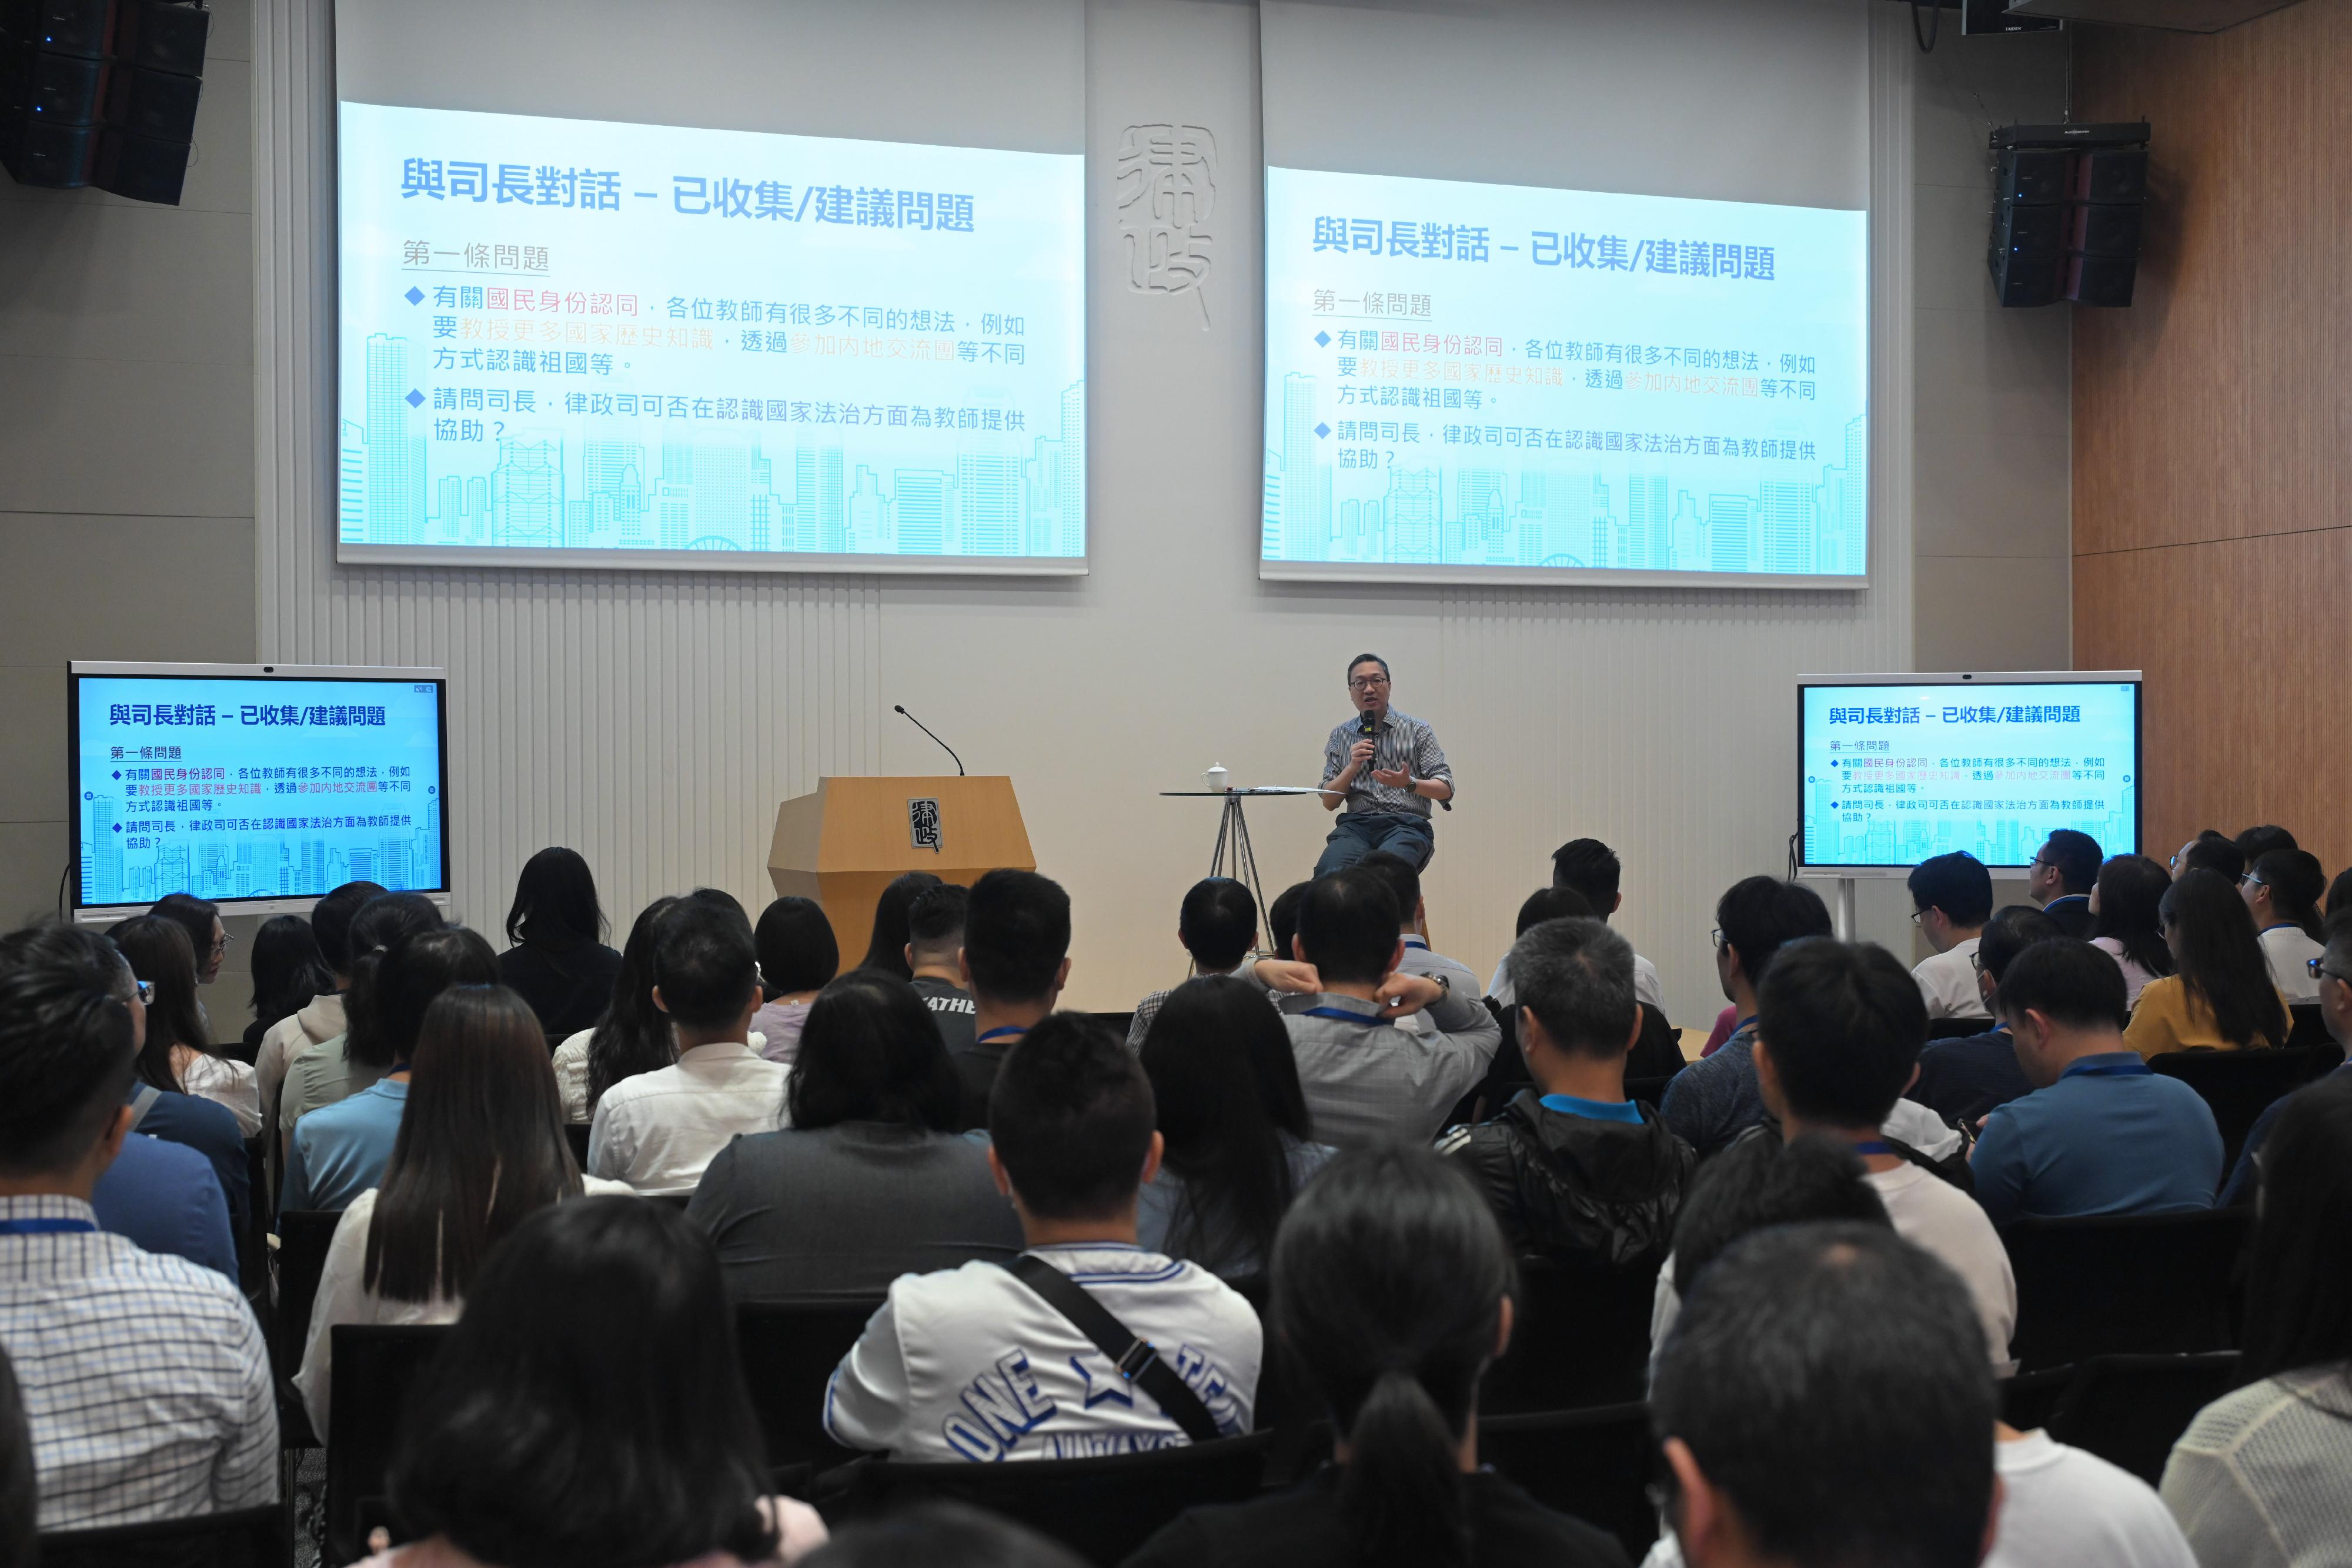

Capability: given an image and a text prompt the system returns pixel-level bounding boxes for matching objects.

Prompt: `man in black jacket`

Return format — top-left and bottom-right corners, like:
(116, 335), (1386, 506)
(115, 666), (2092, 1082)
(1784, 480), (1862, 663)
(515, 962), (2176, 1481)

(1437, 916), (1693, 1268)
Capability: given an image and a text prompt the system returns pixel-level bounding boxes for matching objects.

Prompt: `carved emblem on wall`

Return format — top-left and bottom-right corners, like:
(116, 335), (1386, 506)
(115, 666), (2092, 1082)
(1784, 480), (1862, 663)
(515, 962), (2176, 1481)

(1114, 123), (1215, 327)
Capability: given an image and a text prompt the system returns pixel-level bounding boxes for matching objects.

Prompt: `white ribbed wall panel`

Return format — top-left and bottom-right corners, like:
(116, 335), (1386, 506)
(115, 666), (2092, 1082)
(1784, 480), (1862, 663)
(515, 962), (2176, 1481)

(258, 0), (1923, 1014)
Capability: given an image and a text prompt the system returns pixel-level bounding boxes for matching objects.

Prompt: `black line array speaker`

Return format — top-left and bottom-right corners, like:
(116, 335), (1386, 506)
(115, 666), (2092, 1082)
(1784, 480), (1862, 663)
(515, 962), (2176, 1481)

(1987, 123), (2151, 309)
(0, 0), (209, 203)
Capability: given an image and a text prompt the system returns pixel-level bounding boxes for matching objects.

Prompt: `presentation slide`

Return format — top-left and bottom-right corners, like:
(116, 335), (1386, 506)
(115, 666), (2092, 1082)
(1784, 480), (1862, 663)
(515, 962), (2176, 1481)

(338, 102), (1084, 567)
(1800, 681), (2140, 870)
(1262, 166), (1867, 580)
(74, 676), (447, 909)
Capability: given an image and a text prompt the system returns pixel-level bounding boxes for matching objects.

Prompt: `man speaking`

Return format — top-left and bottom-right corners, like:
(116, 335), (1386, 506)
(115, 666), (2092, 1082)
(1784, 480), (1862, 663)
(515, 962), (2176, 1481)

(1314, 653), (1454, 877)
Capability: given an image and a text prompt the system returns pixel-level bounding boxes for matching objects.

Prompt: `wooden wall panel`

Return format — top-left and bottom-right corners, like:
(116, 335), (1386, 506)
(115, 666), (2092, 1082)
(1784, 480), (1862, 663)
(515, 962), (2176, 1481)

(2073, 1), (2352, 874)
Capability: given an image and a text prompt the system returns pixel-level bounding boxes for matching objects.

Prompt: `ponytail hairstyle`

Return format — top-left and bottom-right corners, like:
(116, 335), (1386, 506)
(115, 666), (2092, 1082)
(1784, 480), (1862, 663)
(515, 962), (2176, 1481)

(587, 897), (682, 1113)
(1271, 1146), (1514, 1568)
(341, 892), (450, 1067)
(105, 915), (209, 1092)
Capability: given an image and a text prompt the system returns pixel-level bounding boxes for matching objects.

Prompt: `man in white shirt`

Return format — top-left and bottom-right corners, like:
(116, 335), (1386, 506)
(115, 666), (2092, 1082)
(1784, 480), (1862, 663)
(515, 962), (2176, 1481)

(0, 924), (276, 1530)
(827, 1014), (1260, 1461)
(2242, 847), (2327, 1003)
(1907, 851), (1993, 1022)
(588, 897), (787, 1196)
(1752, 935), (2016, 1372)
(1491, 838), (1666, 1011)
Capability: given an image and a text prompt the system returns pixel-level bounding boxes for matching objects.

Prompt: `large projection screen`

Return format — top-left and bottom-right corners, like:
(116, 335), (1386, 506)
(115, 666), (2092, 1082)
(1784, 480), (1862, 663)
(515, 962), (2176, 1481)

(333, 0), (1085, 575)
(1258, 0), (1871, 588)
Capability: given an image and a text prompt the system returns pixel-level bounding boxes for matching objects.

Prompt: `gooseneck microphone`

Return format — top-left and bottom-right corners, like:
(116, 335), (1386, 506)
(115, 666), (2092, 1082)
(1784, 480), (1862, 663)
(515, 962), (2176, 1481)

(894, 705), (965, 777)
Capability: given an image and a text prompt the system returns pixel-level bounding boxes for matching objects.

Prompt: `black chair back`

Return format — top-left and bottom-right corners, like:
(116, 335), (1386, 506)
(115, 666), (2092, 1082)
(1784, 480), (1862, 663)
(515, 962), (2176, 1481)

(239, 1135), (270, 1299)
(1481, 1253), (1660, 1414)
(273, 1208), (345, 1380)
(820, 1430), (1275, 1565)
(1925, 1015), (1990, 1040)
(1997, 1364), (2076, 1435)
(35, 1502), (286, 1568)
(1224, 1273), (1334, 1485)
(325, 1323), (453, 1566)
(1479, 1400), (1657, 1560)
(2149, 1048), (2317, 1169)
(2284, 1002), (2330, 1052)
(1624, 1074), (1676, 1110)
(563, 1122), (592, 1166)
(736, 1298), (887, 1471)
(2003, 1209), (2250, 1372)
(2044, 1352), (2242, 1486)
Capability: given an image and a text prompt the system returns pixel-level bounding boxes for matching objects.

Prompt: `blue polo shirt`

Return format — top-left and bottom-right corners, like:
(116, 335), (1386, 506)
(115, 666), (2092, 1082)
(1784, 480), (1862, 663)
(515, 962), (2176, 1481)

(281, 1078), (408, 1215)
(1970, 1050), (2222, 1225)
(1538, 1092), (1645, 1124)
(91, 1132), (236, 1278)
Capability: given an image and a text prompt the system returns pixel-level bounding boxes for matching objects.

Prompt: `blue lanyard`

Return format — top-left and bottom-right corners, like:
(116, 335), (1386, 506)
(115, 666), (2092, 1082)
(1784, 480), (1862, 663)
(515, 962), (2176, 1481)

(1303, 1006), (1377, 1022)
(1850, 1140), (1894, 1157)
(1402, 938), (1429, 951)
(2064, 1058), (2153, 1079)
(975, 1025), (1027, 1045)
(0, 1218), (96, 1235)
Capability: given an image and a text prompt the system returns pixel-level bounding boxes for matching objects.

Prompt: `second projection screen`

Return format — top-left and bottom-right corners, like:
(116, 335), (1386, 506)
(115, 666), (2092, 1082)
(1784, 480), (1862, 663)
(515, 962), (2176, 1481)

(339, 103), (1084, 569)
(1262, 166), (1867, 583)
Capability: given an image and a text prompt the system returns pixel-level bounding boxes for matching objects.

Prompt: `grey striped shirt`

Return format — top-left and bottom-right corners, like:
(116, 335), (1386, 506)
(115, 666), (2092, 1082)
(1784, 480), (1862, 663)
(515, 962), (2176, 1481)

(1322, 707), (1452, 819)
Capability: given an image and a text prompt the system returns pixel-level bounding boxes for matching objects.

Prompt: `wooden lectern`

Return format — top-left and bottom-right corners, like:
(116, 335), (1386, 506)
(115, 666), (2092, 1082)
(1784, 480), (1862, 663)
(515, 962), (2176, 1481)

(767, 776), (1034, 965)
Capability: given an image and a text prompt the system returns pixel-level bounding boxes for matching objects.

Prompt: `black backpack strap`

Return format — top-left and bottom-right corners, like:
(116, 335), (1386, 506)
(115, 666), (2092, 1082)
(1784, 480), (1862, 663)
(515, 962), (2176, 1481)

(1884, 1134), (1975, 1195)
(1001, 1255), (1222, 1445)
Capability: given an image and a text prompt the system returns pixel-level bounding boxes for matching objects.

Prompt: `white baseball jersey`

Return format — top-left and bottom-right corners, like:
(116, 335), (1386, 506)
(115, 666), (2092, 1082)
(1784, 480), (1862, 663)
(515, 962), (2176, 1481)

(823, 1244), (1261, 1463)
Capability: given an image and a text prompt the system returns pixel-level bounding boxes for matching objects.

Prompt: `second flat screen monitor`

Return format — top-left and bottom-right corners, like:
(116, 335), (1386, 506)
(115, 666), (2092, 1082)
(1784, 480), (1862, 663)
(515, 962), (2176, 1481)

(1262, 166), (1868, 585)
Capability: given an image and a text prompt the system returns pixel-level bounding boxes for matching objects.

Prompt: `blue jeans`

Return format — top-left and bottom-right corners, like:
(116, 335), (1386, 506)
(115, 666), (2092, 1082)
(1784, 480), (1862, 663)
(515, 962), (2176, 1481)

(1315, 812), (1434, 878)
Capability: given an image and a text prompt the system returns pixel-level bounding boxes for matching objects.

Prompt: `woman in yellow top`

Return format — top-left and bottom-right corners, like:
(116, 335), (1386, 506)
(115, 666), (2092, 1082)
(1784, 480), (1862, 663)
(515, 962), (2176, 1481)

(2123, 868), (2291, 1058)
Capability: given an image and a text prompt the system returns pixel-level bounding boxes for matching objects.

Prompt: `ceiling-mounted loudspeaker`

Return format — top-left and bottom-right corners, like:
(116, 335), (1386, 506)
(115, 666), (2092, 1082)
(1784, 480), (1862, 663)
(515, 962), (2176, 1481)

(1962, 0), (2063, 34)
(2003, 0), (2304, 32)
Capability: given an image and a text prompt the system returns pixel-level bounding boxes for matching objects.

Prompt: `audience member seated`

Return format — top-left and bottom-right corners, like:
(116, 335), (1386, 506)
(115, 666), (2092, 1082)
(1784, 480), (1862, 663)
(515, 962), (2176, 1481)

(497, 846), (624, 1048)
(826, 1015), (1260, 1460)
(298, 985), (624, 1435)
(904, 884), (978, 1053)
(2219, 908), (2352, 1206)
(1357, 852), (1484, 999)
(2329, 865), (2352, 921)
(2161, 1072), (2352, 1563)
(554, 894), (679, 1125)
(111, 916), (259, 1137)
(0, 934), (275, 1530)
(257, 880), (385, 1126)
(1438, 917), (1692, 1271)
(589, 895), (787, 1196)
(283, 928), (500, 1214)
(1907, 851), (1995, 1022)
(2124, 870), (2290, 1058)
(1265, 880), (1310, 981)
(2029, 829), (2102, 939)
(750, 895), (839, 1066)
(2242, 848), (2326, 1004)
(690, 971), (1021, 1300)
(4, 924), (239, 1273)
(1137, 975), (1334, 1278)
(1274, 869), (1499, 1149)
(1491, 837), (1667, 1012)
(950, 869), (1073, 1132)
(2234, 823), (2298, 865)
(1127, 1145), (1626, 1568)
(1649, 1133), (1891, 1363)
(1659, 876), (1830, 1158)
(1651, 1223), (1994, 1568)
(365, 1198), (825, 1568)
(856, 870), (944, 982)
(1127, 877), (1262, 1049)
(1972, 938), (2222, 1224)
(1749, 938), (2016, 1370)
(1908, 905), (2060, 1125)
(2087, 852), (2175, 1009)
(279, 892), (445, 1151)
(2172, 830), (2244, 883)
(149, 891), (227, 1004)
(242, 913), (332, 1061)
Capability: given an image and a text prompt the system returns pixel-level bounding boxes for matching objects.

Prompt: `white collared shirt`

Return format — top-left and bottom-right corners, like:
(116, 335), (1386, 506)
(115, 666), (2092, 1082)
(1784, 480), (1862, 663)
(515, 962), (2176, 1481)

(1913, 937), (1991, 1021)
(2259, 924), (2324, 1004)
(586, 1041), (790, 1196)
(0, 1195), (276, 1529)
(824, 1244), (1261, 1463)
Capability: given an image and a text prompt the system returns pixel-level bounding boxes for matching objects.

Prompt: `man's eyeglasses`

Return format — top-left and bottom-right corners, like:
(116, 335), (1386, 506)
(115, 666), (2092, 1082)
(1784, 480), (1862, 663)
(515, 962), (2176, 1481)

(1710, 927), (1726, 951)
(2307, 957), (2348, 985)
(127, 979), (153, 1005)
(1969, 952), (1987, 976)
(1909, 910), (1924, 927)
(1347, 675), (1390, 690)
(2241, 874), (2268, 891)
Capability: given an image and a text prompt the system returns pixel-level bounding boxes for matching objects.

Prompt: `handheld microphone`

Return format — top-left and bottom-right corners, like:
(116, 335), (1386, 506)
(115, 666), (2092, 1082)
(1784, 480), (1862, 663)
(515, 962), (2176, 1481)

(894, 705), (966, 777)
